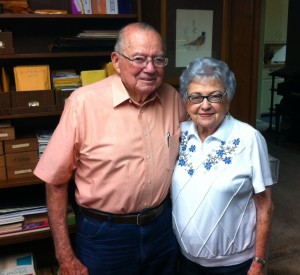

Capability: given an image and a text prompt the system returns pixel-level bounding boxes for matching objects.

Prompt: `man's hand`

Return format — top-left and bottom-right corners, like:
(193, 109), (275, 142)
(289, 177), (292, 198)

(58, 255), (89, 275)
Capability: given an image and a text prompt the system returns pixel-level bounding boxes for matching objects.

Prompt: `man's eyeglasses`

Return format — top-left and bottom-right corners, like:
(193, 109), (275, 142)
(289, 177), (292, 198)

(188, 91), (228, 104)
(116, 52), (168, 68)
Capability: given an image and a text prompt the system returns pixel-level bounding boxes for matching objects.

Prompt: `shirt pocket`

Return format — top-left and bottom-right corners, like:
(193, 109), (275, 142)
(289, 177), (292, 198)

(165, 134), (180, 170)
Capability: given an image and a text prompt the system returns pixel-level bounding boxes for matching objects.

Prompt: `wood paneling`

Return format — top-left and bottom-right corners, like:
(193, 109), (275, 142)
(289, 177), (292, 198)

(142, 0), (262, 126)
(226, 0), (262, 126)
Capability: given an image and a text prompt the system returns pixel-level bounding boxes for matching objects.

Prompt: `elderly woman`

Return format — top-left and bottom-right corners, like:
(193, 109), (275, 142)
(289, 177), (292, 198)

(171, 57), (274, 275)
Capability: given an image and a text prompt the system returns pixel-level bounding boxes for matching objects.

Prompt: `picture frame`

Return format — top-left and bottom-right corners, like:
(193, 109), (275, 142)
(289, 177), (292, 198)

(161, 0), (225, 79)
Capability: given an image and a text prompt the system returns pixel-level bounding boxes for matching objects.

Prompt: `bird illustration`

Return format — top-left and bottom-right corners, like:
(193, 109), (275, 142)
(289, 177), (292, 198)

(183, 32), (206, 48)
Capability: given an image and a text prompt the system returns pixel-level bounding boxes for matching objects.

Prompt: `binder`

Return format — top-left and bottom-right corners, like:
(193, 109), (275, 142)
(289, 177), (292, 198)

(14, 65), (51, 92)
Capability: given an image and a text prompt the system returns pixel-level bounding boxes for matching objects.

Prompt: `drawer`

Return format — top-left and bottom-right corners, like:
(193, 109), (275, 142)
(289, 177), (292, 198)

(5, 151), (38, 167)
(0, 127), (15, 141)
(4, 137), (38, 154)
(0, 166), (6, 181)
(6, 163), (37, 180)
(11, 90), (56, 114)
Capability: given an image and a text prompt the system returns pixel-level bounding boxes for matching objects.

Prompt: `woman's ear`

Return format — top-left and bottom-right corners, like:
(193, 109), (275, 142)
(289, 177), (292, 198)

(111, 52), (121, 74)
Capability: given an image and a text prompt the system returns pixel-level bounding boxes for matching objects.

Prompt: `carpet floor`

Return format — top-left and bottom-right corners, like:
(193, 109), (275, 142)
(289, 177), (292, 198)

(261, 130), (300, 275)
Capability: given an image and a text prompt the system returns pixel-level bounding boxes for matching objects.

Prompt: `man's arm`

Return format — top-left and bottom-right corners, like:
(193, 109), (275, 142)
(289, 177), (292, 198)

(46, 183), (88, 275)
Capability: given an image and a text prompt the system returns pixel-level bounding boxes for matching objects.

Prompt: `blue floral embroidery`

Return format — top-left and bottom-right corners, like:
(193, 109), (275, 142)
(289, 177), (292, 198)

(178, 130), (196, 175)
(203, 138), (240, 171)
(177, 131), (240, 175)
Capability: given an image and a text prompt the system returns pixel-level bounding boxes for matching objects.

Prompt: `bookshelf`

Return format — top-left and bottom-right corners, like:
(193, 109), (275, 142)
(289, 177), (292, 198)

(0, 0), (142, 269)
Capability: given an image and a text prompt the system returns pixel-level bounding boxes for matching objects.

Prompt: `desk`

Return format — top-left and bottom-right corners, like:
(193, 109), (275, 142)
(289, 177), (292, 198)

(268, 67), (300, 130)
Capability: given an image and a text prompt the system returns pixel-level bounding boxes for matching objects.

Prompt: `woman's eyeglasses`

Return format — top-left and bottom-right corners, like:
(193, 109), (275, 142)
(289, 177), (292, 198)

(188, 91), (228, 104)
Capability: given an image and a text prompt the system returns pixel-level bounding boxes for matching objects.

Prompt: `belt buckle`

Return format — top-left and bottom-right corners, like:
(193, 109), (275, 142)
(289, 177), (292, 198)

(136, 213), (142, 225)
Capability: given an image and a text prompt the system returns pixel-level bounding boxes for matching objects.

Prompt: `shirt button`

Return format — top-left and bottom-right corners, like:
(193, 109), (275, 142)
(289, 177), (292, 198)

(144, 202), (147, 206)
(146, 155), (150, 160)
(147, 180), (151, 184)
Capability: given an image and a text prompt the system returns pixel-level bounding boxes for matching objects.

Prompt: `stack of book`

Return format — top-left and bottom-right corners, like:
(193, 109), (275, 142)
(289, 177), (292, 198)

(49, 30), (117, 53)
(0, 205), (48, 235)
(52, 69), (81, 92)
(71, 0), (132, 15)
(36, 129), (54, 158)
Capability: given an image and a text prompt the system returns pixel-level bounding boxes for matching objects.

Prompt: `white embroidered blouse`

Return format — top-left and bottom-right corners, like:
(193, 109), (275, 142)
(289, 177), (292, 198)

(171, 115), (274, 267)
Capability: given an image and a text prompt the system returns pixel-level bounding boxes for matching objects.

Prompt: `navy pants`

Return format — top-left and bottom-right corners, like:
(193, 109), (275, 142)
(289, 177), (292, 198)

(179, 253), (252, 275)
(75, 200), (178, 275)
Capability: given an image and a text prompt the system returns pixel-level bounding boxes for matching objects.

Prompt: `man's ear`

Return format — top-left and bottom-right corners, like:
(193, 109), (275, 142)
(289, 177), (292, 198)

(111, 52), (121, 74)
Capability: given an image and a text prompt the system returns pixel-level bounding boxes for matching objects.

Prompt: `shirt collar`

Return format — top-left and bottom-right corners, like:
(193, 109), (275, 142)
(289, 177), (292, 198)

(185, 114), (234, 142)
(111, 74), (162, 107)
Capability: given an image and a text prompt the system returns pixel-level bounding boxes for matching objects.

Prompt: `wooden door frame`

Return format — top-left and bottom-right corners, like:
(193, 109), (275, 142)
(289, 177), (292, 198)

(159, 0), (261, 126)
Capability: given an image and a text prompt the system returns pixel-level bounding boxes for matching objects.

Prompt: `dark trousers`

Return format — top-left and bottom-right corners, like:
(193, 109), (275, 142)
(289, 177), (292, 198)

(179, 252), (252, 275)
(75, 199), (178, 275)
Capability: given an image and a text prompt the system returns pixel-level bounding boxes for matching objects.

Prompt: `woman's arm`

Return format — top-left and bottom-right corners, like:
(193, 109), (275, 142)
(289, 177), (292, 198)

(248, 187), (273, 275)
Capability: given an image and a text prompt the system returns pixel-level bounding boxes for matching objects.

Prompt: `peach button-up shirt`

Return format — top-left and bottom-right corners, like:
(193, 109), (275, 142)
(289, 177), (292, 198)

(34, 74), (186, 214)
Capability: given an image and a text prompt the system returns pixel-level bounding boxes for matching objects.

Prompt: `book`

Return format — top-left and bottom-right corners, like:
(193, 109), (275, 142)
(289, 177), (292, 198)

(80, 69), (106, 86)
(52, 75), (81, 90)
(106, 0), (118, 14)
(22, 212), (49, 231)
(36, 129), (54, 158)
(0, 222), (23, 234)
(76, 30), (118, 39)
(92, 0), (106, 14)
(105, 62), (116, 76)
(0, 215), (24, 226)
(1, 67), (10, 92)
(71, 0), (92, 14)
(0, 253), (36, 275)
(118, 0), (131, 14)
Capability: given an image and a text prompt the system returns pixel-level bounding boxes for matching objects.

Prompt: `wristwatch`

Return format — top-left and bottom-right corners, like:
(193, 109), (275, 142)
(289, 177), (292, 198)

(253, 256), (266, 266)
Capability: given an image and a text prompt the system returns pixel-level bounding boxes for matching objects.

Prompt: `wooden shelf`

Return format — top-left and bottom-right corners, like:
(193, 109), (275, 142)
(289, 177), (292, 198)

(0, 51), (113, 59)
(0, 111), (61, 120)
(0, 13), (138, 19)
(0, 177), (43, 189)
(0, 0), (141, 266)
(0, 225), (76, 246)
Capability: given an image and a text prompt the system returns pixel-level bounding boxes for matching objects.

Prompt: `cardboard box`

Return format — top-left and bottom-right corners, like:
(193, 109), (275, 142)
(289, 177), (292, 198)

(4, 137), (38, 154)
(6, 163), (37, 180)
(269, 154), (280, 184)
(0, 166), (6, 181)
(11, 90), (56, 114)
(5, 151), (38, 167)
(0, 31), (15, 55)
(0, 127), (15, 141)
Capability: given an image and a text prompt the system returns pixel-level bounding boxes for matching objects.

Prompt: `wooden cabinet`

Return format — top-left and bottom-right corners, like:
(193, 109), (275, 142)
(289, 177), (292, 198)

(0, 0), (141, 270)
(264, 0), (289, 43)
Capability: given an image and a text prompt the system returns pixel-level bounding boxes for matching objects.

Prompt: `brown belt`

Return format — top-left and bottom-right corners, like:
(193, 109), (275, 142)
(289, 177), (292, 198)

(79, 202), (165, 225)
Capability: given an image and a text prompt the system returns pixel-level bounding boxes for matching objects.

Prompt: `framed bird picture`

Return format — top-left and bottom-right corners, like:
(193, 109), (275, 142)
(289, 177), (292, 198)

(161, 0), (225, 78)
